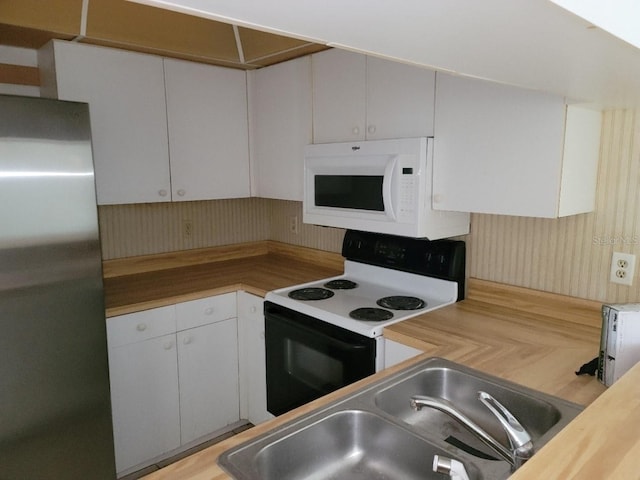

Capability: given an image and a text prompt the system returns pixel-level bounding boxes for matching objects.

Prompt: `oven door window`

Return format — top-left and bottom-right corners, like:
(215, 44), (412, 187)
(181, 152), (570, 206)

(285, 339), (344, 392)
(314, 175), (384, 211)
(265, 303), (376, 416)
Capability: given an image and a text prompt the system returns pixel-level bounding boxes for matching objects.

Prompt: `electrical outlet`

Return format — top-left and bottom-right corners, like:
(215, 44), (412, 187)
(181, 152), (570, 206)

(289, 216), (299, 235)
(610, 252), (636, 286)
(183, 220), (193, 239)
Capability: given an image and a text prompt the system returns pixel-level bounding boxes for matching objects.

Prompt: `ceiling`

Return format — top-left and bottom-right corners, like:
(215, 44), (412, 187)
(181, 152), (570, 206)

(0, 0), (327, 69)
(126, 0), (640, 107)
(4, 0), (640, 108)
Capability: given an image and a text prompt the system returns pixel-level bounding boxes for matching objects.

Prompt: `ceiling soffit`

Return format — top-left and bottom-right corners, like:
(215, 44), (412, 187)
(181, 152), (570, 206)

(0, 0), (327, 70)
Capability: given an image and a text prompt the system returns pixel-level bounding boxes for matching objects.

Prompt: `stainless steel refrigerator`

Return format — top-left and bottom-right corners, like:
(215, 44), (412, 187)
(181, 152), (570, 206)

(0, 94), (116, 478)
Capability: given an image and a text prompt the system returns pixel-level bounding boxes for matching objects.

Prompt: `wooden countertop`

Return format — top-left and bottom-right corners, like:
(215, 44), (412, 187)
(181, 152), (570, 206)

(105, 243), (638, 480)
(103, 241), (343, 317)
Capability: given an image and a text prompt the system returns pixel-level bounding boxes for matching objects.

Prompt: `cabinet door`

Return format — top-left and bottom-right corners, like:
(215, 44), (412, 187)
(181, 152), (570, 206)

(249, 56), (312, 201)
(433, 72), (569, 217)
(312, 48), (366, 143)
(164, 58), (250, 201)
(366, 56), (435, 139)
(42, 41), (171, 205)
(237, 291), (274, 425)
(177, 318), (240, 445)
(108, 333), (180, 474)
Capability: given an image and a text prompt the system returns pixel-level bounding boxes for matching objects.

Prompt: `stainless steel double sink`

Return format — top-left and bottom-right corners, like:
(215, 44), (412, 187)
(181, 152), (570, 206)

(218, 357), (583, 479)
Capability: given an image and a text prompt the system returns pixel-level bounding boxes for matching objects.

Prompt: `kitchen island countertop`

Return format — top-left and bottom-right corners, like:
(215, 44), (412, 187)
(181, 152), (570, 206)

(103, 243), (638, 480)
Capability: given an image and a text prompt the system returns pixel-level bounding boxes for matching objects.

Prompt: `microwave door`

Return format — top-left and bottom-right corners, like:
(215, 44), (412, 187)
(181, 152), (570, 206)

(382, 154), (399, 220)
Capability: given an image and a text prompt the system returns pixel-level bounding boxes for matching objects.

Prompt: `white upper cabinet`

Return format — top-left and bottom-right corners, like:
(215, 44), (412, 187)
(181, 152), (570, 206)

(164, 59), (250, 201)
(39, 40), (171, 205)
(39, 40), (250, 205)
(311, 48), (435, 143)
(248, 56), (312, 201)
(365, 56), (436, 140)
(433, 73), (602, 218)
(312, 49), (366, 143)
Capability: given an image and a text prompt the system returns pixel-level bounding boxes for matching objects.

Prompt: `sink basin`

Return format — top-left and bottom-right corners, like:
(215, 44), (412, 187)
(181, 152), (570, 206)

(220, 409), (481, 480)
(374, 365), (565, 460)
(218, 358), (583, 480)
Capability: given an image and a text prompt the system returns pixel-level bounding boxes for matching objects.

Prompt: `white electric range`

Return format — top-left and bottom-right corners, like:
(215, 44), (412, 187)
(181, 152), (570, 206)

(265, 259), (459, 338)
(263, 230), (466, 416)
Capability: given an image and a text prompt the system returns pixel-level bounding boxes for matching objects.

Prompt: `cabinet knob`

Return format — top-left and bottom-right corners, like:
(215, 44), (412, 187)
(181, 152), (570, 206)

(367, 125), (376, 135)
(183, 336), (192, 345)
(259, 331), (265, 340)
(352, 126), (360, 135)
(163, 340), (173, 350)
(249, 306), (257, 314)
(136, 323), (147, 332)
(204, 307), (214, 315)
(177, 189), (186, 197)
(433, 194), (443, 204)
(158, 189), (168, 197)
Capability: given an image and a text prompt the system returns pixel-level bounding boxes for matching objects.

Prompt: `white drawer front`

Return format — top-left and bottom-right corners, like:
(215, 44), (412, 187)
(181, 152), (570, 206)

(176, 292), (237, 331)
(107, 305), (176, 348)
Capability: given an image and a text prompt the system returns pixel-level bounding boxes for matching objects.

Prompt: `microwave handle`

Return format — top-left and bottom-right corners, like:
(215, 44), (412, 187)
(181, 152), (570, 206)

(382, 155), (398, 220)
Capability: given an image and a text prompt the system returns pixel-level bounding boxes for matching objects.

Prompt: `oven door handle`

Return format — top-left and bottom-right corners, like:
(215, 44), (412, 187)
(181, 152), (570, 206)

(267, 311), (368, 352)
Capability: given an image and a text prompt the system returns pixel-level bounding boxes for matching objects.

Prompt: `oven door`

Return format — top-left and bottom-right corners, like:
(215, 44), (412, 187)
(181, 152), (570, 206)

(264, 302), (376, 416)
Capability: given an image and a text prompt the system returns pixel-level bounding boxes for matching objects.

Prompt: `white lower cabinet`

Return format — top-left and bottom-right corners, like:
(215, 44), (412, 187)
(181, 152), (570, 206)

(108, 330), (181, 474)
(107, 293), (239, 475)
(237, 291), (274, 425)
(177, 318), (240, 445)
(384, 338), (424, 369)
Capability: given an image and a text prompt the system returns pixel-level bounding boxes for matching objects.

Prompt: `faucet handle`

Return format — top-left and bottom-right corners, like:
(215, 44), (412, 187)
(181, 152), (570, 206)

(477, 391), (532, 450)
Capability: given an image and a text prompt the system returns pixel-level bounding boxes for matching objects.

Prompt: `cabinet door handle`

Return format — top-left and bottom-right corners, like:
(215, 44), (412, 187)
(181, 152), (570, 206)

(352, 126), (360, 135)
(177, 189), (186, 197)
(183, 336), (192, 345)
(163, 340), (173, 350)
(367, 125), (376, 135)
(136, 323), (147, 332)
(249, 306), (257, 314)
(158, 189), (168, 197)
(204, 307), (214, 315)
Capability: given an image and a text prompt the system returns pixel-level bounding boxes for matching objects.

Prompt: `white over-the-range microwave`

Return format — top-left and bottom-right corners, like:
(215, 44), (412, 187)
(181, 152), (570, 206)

(303, 137), (470, 239)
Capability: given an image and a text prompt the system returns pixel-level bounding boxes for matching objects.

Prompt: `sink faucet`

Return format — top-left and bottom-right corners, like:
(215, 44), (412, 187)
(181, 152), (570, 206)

(410, 391), (534, 471)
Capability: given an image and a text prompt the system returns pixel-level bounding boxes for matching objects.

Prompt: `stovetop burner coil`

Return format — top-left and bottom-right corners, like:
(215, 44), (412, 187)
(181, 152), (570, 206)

(349, 307), (394, 322)
(376, 296), (426, 310)
(323, 279), (358, 290)
(288, 287), (335, 301)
